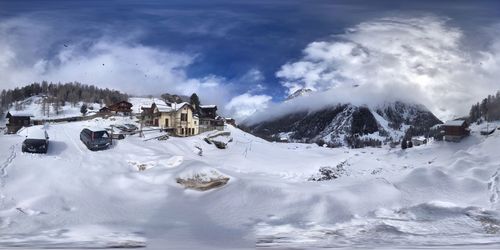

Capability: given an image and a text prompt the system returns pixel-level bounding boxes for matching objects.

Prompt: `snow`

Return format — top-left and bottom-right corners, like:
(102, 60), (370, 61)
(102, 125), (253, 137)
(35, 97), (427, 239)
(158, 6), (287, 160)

(444, 119), (467, 126)
(7, 96), (100, 120)
(200, 105), (217, 108)
(1, 117), (500, 249)
(129, 97), (168, 113)
(155, 104), (172, 112)
(6, 111), (33, 117)
(171, 102), (191, 111)
(18, 126), (48, 140)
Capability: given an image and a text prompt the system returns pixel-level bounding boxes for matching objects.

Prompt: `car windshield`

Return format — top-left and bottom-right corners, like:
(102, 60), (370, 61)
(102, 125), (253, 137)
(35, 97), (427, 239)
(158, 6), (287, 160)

(93, 131), (109, 138)
(24, 139), (46, 144)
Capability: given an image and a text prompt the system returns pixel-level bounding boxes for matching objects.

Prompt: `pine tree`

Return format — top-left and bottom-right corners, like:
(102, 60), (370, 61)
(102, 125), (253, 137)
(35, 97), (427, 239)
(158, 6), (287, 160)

(52, 98), (61, 115)
(80, 104), (88, 116)
(401, 140), (407, 150)
(190, 93), (201, 112)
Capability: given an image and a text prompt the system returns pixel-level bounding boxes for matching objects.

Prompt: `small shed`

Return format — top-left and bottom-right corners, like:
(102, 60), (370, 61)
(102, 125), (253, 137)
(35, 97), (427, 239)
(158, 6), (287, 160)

(5, 111), (33, 134)
(443, 120), (470, 142)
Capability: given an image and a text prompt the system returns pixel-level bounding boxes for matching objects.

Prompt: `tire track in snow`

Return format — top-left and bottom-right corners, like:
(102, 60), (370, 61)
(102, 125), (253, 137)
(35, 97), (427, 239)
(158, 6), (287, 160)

(62, 124), (85, 155)
(0, 144), (17, 220)
(488, 169), (500, 208)
(0, 144), (16, 187)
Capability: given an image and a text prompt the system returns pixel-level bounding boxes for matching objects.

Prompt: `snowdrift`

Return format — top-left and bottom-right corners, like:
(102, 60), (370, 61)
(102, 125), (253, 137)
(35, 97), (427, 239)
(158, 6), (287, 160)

(1, 118), (500, 248)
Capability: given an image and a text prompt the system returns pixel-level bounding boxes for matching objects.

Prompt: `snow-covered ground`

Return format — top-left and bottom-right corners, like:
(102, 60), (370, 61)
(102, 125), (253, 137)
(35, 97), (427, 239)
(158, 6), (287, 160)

(1, 117), (500, 249)
(5, 96), (100, 120)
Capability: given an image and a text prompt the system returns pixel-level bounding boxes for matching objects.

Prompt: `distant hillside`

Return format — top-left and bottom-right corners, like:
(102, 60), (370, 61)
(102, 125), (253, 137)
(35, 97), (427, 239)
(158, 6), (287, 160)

(469, 90), (500, 123)
(242, 101), (442, 148)
(0, 81), (129, 117)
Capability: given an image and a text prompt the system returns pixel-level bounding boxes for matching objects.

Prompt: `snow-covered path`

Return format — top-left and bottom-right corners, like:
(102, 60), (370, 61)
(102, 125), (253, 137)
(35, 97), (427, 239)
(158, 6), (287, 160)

(1, 117), (500, 249)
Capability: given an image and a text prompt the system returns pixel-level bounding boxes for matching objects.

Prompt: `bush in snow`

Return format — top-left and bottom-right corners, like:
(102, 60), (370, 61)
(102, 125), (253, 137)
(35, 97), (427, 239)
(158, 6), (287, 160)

(308, 161), (349, 181)
(80, 104), (88, 116)
(401, 140), (407, 150)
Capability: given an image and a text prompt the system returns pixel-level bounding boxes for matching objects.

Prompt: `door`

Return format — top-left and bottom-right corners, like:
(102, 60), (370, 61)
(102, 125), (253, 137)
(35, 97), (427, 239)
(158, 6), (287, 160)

(165, 118), (169, 127)
(154, 119), (159, 126)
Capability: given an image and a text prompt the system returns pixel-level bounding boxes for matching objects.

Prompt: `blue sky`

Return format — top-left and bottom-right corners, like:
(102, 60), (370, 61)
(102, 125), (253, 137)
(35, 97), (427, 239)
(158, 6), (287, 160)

(1, 0), (500, 120)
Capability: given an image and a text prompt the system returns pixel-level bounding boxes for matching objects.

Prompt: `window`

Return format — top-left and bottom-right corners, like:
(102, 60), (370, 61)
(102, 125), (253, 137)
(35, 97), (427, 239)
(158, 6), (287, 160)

(165, 118), (169, 127)
(181, 128), (184, 135)
(181, 113), (188, 121)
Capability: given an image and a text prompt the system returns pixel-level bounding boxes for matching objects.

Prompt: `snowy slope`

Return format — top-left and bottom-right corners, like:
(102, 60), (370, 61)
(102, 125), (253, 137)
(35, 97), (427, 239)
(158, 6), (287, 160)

(5, 96), (100, 120)
(0, 117), (500, 249)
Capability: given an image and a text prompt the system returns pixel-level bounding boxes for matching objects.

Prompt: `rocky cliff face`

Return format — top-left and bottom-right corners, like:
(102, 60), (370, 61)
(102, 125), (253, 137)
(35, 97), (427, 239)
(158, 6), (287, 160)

(243, 101), (442, 148)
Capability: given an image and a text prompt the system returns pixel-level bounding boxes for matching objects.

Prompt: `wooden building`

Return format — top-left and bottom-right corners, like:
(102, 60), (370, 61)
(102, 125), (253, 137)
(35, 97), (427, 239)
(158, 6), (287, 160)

(224, 118), (236, 126)
(199, 105), (224, 133)
(443, 120), (470, 142)
(141, 103), (160, 126)
(99, 106), (111, 113)
(108, 101), (133, 115)
(5, 111), (33, 134)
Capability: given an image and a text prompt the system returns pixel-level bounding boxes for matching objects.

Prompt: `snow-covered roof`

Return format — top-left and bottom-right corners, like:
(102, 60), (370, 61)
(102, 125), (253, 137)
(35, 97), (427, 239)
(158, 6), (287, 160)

(444, 120), (466, 127)
(171, 102), (192, 111)
(412, 136), (426, 141)
(200, 105), (217, 109)
(8, 111), (34, 117)
(23, 128), (48, 140)
(430, 124), (443, 130)
(130, 98), (168, 109)
(86, 127), (108, 132)
(156, 104), (173, 113)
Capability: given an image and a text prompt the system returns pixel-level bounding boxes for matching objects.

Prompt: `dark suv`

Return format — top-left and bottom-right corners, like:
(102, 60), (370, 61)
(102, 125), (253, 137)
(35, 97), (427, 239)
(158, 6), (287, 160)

(22, 128), (49, 153)
(80, 128), (112, 151)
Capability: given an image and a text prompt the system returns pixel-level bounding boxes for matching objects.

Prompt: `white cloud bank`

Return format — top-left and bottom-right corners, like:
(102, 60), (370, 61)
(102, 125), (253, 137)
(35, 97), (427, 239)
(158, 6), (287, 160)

(274, 16), (500, 121)
(225, 93), (272, 120)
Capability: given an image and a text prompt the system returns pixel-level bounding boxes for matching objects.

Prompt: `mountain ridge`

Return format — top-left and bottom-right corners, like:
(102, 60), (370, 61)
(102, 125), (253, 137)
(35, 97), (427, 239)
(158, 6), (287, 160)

(242, 100), (442, 148)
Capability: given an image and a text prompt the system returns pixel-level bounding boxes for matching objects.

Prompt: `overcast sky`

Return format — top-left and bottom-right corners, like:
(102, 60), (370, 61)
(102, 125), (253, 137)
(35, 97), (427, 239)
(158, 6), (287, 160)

(1, 0), (500, 121)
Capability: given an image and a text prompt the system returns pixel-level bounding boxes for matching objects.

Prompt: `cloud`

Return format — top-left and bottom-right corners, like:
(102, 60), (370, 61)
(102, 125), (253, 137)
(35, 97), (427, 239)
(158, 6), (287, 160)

(0, 15), (237, 113)
(225, 93), (272, 120)
(275, 16), (500, 120)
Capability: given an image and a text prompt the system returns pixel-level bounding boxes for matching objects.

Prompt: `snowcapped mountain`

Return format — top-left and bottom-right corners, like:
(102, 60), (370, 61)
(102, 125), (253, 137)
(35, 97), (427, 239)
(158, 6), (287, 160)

(244, 101), (442, 148)
(285, 88), (312, 101)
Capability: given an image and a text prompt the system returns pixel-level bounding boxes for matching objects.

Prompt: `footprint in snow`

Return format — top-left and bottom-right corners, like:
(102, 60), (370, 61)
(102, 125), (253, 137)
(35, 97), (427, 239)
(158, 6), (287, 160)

(16, 207), (46, 216)
(488, 169), (500, 208)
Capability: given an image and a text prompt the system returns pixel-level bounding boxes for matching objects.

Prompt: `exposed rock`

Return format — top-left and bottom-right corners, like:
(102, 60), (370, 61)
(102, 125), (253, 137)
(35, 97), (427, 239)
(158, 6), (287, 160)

(285, 88), (312, 101)
(204, 131), (232, 149)
(176, 168), (230, 191)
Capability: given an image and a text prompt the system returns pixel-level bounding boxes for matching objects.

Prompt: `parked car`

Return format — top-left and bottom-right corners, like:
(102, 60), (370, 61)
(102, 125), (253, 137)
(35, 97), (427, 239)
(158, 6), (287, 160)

(80, 128), (112, 151)
(114, 125), (129, 132)
(105, 127), (126, 140)
(22, 128), (49, 153)
(124, 124), (138, 131)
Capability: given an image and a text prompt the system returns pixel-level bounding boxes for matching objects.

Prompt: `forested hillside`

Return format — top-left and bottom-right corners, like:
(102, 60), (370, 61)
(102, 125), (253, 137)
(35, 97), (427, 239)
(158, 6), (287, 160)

(0, 82), (129, 116)
(469, 91), (500, 123)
